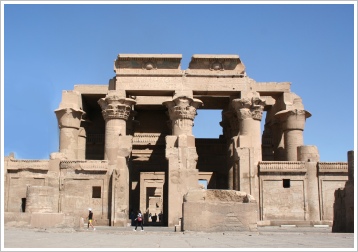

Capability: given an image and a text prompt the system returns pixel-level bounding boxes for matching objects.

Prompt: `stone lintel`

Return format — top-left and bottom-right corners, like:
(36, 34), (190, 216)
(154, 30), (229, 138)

(260, 95), (276, 106)
(114, 54), (182, 76)
(254, 82), (291, 93)
(135, 96), (173, 106)
(74, 85), (108, 94)
(117, 54), (182, 60)
(187, 54), (245, 76)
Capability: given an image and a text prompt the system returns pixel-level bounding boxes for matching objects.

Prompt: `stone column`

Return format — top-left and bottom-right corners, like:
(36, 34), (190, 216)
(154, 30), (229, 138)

(270, 119), (285, 161)
(233, 95), (265, 153)
(98, 95), (134, 162)
(163, 96), (203, 227)
(232, 92), (265, 199)
(298, 145), (320, 221)
(98, 94), (136, 226)
(55, 107), (84, 159)
(221, 109), (239, 190)
(275, 109), (311, 161)
(261, 126), (274, 161)
(77, 127), (86, 160)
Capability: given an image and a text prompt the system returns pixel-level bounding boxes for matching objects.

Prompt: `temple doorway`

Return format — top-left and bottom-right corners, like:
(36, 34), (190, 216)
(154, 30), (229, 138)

(139, 172), (165, 225)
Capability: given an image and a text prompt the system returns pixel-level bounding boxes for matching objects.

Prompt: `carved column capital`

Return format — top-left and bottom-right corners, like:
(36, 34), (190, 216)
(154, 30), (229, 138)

(163, 96), (203, 136)
(98, 95), (136, 121)
(275, 109), (312, 131)
(232, 93), (266, 121)
(163, 96), (203, 121)
(54, 107), (84, 129)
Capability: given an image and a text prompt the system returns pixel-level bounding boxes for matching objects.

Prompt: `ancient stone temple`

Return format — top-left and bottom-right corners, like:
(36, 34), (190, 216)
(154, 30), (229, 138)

(4, 54), (353, 231)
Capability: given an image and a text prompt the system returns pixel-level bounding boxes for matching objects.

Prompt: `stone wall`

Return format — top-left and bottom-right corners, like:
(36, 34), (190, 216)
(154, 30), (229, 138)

(4, 212), (81, 229)
(258, 160), (348, 225)
(317, 162), (348, 221)
(332, 150), (354, 233)
(182, 189), (257, 232)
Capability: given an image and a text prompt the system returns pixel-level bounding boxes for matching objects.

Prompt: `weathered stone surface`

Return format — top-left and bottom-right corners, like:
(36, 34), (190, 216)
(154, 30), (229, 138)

(183, 189), (255, 203)
(26, 186), (59, 213)
(186, 54), (246, 76)
(183, 189), (257, 232)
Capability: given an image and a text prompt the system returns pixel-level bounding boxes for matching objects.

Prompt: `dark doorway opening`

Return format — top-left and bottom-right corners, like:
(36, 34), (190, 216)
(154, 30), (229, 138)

(21, 198), (26, 212)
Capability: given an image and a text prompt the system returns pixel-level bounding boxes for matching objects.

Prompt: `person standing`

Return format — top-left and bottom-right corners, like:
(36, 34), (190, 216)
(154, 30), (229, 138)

(134, 210), (144, 231)
(130, 209), (135, 226)
(87, 208), (96, 231)
(151, 213), (157, 223)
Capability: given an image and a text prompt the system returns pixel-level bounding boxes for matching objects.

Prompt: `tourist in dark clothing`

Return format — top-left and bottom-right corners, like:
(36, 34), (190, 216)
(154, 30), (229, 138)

(134, 210), (144, 231)
(87, 208), (96, 231)
(130, 209), (135, 226)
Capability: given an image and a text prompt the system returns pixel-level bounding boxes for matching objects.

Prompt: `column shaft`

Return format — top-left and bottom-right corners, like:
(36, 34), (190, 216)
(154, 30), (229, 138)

(59, 127), (79, 159)
(104, 119), (126, 161)
(232, 92), (265, 200)
(77, 127), (86, 160)
(284, 130), (304, 161)
(275, 109), (311, 161)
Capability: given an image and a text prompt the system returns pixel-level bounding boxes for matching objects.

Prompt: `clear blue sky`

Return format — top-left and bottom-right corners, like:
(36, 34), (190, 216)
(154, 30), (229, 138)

(2, 2), (356, 162)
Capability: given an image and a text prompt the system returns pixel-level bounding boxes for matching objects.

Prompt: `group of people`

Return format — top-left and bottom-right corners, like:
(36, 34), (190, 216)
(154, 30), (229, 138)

(85, 208), (164, 232)
(148, 212), (162, 222)
(130, 210), (163, 231)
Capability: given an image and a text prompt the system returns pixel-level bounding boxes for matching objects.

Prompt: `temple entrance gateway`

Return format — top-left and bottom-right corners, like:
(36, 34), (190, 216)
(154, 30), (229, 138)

(139, 172), (164, 224)
(4, 54), (350, 232)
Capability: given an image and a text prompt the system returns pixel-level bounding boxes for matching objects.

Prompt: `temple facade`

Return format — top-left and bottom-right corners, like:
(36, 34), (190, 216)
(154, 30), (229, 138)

(4, 54), (353, 231)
